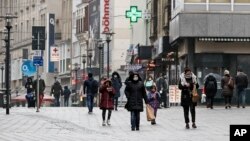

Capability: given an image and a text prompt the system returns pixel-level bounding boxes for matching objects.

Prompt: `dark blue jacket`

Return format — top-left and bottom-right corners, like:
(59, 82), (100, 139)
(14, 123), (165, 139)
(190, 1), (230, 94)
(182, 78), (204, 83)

(83, 78), (98, 95)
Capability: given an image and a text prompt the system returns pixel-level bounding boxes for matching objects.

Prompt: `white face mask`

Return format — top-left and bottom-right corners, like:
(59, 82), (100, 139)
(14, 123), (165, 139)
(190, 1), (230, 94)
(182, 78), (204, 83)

(133, 76), (139, 81)
(114, 75), (117, 78)
(149, 78), (152, 81)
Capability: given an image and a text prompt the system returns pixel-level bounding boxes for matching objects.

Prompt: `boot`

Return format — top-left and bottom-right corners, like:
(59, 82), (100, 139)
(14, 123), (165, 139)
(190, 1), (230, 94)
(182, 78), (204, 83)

(186, 123), (190, 129)
(102, 120), (106, 126)
(192, 123), (197, 128)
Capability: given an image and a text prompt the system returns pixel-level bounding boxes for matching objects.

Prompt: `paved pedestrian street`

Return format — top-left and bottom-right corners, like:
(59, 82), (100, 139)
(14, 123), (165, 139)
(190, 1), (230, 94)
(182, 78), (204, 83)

(0, 106), (249, 141)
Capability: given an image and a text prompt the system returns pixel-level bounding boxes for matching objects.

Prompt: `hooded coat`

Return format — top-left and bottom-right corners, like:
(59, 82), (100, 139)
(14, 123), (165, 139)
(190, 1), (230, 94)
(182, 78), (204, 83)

(125, 73), (148, 112)
(99, 80), (115, 109)
(221, 74), (234, 97)
(51, 81), (63, 97)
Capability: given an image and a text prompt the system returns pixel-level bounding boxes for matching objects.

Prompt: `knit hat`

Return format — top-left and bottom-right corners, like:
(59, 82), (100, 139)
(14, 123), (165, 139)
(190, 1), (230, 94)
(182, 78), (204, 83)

(224, 70), (230, 75)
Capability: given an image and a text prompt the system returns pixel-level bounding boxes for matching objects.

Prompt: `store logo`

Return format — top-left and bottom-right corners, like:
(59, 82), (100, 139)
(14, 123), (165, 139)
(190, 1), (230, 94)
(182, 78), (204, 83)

(230, 125), (250, 141)
(102, 0), (110, 32)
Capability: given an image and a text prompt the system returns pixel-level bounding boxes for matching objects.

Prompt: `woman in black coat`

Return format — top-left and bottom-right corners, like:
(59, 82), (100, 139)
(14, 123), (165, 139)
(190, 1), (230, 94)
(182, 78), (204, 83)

(125, 73), (148, 131)
(204, 74), (217, 109)
(178, 67), (199, 129)
(25, 77), (35, 107)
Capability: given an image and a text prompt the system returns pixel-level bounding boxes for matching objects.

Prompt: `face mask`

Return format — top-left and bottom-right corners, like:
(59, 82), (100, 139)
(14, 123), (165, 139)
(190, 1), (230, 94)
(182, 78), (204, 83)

(185, 74), (192, 79)
(149, 78), (152, 81)
(114, 75), (117, 78)
(133, 76), (139, 81)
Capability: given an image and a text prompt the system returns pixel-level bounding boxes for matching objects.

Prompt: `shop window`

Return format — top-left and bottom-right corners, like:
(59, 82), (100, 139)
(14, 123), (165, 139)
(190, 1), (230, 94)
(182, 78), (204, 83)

(235, 0), (250, 3)
(209, 0), (230, 3)
(185, 0), (206, 3)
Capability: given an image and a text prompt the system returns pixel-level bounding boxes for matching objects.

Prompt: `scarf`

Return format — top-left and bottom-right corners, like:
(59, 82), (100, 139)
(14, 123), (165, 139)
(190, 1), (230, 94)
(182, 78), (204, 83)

(180, 72), (197, 86)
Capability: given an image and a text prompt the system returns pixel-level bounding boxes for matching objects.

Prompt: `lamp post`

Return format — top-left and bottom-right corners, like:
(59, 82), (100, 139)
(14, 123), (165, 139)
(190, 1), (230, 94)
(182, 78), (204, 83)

(0, 66), (4, 88)
(73, 63), (79, 104)
(98, 42), (104, 81)
(82, 55), (86, 80)
(102, 31), (115, 78)
(88, 52), (93, 69)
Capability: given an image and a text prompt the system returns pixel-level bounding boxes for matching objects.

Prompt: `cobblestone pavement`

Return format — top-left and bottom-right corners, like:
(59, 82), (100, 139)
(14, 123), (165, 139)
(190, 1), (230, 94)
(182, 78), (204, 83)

(0, 106), (249, 141)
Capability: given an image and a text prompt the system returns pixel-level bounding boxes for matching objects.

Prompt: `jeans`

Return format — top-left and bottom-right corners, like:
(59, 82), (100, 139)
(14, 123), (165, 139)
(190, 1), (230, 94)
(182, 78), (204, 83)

(54, 96), (60, 107)
(183, 104), (196, 124)
(87, 95), (94, 112)
(160, 91), (167, 108)
(237, 89), (246, 107)
(131, 110), (140, 129)
(113, 97), (118, 110)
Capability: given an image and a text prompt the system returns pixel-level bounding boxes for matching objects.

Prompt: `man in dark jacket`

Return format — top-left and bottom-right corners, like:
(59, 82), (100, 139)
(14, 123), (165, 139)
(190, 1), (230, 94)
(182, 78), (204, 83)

(235, 68), (248, 108)
(63, 86), (71, 107)
(33, 75), (46, 108)
(156, 73), (168, 108)
(51, 81), (63, 107)
(84, 73), (98, 114)
(125, 73), (148, 131)
(204, 74), (217, 109)
(111, 71), (122, 111)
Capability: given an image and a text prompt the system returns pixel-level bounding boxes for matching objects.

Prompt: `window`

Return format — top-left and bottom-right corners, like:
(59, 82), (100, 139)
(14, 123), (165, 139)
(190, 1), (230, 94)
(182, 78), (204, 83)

(235, 0), (250, 3)
(209, 0), (230, 3)
(32, 18), (35, 26)
(185, 0), (206, 2)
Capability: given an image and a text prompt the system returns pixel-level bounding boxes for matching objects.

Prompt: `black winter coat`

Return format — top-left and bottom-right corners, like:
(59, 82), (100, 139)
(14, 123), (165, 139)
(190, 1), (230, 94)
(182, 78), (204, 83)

(125, 81), (148, 112)
(204, 75), (217, 97)
(178, 78), (199, 107)
(51, 82), (63, 97)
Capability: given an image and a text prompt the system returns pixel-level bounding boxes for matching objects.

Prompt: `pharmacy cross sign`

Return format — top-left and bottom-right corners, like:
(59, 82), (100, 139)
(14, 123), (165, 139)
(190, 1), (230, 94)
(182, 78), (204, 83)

(53, 47), (58, 53)
(125, 6), (142, 23)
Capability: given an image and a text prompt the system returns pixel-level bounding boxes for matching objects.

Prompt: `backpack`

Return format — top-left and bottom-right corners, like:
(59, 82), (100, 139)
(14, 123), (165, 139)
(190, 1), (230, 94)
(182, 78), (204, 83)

(206, 80), (216, 91)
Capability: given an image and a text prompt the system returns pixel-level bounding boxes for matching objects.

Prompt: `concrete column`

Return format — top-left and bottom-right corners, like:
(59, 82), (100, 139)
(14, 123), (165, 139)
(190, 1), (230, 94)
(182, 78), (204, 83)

(187, 38), (195, 72)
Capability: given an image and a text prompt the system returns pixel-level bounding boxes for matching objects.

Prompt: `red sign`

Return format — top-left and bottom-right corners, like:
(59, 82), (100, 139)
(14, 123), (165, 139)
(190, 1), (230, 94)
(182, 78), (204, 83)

(102, 0), (110, 32)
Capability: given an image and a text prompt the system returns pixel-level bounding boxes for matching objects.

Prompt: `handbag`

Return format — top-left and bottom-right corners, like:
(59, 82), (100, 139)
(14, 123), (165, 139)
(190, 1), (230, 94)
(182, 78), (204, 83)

(192, 84), (200, 103)
(146, 104), (155, 121)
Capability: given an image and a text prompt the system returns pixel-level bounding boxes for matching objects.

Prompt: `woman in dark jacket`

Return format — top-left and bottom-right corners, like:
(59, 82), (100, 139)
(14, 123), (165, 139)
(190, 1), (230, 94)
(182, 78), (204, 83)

(99, 80), (115, 126)
(25, 77), (35, 108)
(178, 67), (199, 129)
(125, 73), (148, 131)
(111, 71), (122, 111)
(221, 70), (234, 109)
(204, 74), (217, 109)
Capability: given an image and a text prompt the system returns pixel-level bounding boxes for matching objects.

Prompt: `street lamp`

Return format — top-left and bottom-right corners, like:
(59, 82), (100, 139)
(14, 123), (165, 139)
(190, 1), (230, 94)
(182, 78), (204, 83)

(102, 31), (115, 78)
(98, 42), (104, 82)
(88, 52), (93, 69)
(82, 55), (86, 80)
(0, 66), (4, 88)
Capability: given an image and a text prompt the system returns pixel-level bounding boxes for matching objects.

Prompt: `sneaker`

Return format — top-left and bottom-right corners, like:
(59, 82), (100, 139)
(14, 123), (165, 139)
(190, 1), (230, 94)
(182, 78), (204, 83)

(225, 106), (228, 109)
(186, 123), (190, 129)
(151, 120), (156, 125)
(228, 105), (231, 109)
(102, 121), (106, 126)
(131, 128), (135, 131)
(192, 123), (197, 128)
(107, 120), (111, 126)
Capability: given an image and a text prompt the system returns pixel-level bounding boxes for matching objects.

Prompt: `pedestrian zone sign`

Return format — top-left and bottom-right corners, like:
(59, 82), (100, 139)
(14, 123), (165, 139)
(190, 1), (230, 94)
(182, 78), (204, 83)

(33, 56), (43, 66)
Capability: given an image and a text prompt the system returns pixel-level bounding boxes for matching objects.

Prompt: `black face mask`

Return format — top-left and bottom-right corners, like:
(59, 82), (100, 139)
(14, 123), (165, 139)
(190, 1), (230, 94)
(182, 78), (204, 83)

(185, 78), (192, 83)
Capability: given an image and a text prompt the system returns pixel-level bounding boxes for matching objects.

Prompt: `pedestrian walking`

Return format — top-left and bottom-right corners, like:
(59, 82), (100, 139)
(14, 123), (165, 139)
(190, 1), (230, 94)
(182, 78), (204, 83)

(111, 71), (122, 111)
(99, 79), (115, 126)
(33, 75), (46, 108)
(144, 75), (156, 93)
(51, 80), (63, 107)
(178, 67), (199, 129)
(125, 71), (134, 85)
(125, 72), (148, 131)
(63, 86), (71, 107)
(221, 70), (234, 109)
(147, 85), (160, 125)
(25, 77), (35, 108)
(235, 68), (248, 108)
(204, 74), (217, 109)
(156, 73), (168, 108)
(83, 73), (99, 114)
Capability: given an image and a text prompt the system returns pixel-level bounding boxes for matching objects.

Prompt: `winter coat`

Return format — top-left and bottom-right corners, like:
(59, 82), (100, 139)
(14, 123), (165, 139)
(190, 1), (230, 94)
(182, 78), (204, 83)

(63, 87), (71, 98)
(235, 72), (248, 90)
(99, 84), (115, 110)
(83, 78), (98, 95)
(156, 77), (168, 92)
(33, 79), (46, 95)
(178, 73), (199, 107)
(111, 77), (122, 98)
(147, 91), (160, 109)
(25, 81), (34, 94)
(221, 75), (234, 97)
(125, 81), (148, 112)
(51, 81), (63, 97)
(204, 75), (217, 97)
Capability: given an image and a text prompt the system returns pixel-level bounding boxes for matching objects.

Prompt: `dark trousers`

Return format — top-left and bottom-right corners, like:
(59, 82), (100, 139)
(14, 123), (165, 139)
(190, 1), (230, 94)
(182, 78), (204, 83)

(160, 91), (167, 107)
(64, 97), (69, 107)
(183, 104), (196, 124)
(131, 110), (140, 129)
(102, 109), (112, 121)
(224, 96), (232, 106)
(113, 97), (118, 109)
(54, 96), (60, 107)
(87, 95), (94, 112)
(206, 96), (214, 108)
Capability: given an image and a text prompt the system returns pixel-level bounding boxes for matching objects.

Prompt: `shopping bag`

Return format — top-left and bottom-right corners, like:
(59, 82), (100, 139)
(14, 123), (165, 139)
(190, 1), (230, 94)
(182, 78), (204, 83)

(192, 84), (200, 103)
(146, 104), (155, 121)
(201, 93), (206, 103)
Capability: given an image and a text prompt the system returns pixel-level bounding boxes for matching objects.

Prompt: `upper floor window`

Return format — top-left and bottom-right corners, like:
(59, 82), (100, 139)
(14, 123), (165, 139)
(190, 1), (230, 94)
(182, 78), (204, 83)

(185, 0), (206, 2)
(209, 0), (230, 3)
(235, 0), (250, 3)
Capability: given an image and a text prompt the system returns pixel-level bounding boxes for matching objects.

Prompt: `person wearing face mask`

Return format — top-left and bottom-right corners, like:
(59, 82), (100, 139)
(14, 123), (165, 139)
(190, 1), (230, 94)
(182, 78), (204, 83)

(178, 67), (199, 129)
(144, 75), (156, 93)
(111, 71), (122, 111)
(25, 77), (35, 108)
(147, 85), (161, 125)
(99, 79), (115, 126)
(125, 73), (148, 131)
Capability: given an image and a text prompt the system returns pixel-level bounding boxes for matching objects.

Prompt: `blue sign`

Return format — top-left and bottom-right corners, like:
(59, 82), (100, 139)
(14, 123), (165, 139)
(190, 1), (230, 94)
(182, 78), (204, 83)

(33, 56), (43, 66)
(22, 60), (37, 76)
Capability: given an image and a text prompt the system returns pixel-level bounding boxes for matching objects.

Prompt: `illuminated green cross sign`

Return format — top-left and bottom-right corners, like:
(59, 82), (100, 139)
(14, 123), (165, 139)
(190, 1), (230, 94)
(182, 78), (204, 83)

(125, 6), (142, 23)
